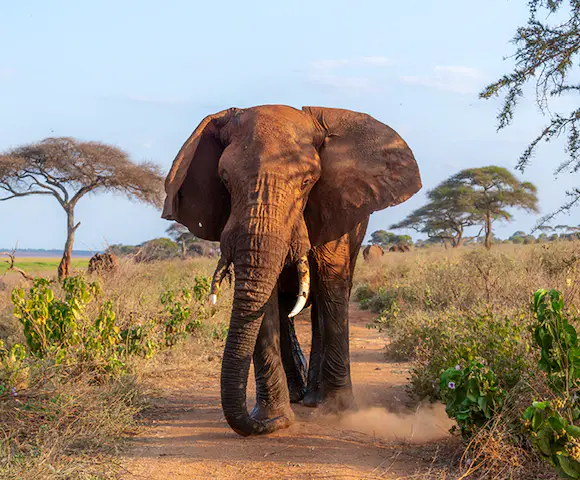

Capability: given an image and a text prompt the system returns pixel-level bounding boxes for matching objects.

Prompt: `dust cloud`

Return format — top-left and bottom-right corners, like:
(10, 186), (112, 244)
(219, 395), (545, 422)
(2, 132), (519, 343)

(324, 403), (455, 444)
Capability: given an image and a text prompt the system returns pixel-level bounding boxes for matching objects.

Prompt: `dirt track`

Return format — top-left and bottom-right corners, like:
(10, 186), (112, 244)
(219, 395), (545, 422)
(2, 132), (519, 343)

(120, 305), (456, 479)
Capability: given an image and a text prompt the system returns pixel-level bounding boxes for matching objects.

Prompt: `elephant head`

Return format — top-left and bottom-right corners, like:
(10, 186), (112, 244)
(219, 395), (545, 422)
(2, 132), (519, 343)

(162, 105), (421, 436)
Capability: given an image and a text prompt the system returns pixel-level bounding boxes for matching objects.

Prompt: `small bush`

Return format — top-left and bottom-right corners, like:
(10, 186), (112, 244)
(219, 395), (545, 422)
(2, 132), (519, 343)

(440, 358), (505, 438)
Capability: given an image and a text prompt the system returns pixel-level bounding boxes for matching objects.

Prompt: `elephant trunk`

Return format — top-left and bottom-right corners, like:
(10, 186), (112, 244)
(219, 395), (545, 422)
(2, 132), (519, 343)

(220, 231), (290, 436)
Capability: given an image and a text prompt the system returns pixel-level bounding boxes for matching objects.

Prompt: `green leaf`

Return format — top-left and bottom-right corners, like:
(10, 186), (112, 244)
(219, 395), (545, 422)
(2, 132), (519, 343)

(548, 415), (567, 431)
(478, 396), (489, 415)
(533, 410), (546, 431)
(537, 428), (553, 457)
(557, 454), (580, 479)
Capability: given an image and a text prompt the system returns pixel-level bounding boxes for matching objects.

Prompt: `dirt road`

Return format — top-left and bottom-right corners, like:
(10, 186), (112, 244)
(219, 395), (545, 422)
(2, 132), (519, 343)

(120, 305), (456, 479)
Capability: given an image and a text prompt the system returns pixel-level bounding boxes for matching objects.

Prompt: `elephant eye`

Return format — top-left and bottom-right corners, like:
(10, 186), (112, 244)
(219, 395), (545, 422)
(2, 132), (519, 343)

(302, 178), (313, 188)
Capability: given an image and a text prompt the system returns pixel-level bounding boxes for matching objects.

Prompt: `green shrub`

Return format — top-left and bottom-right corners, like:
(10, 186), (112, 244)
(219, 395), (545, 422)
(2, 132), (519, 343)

(8, 274), (214, 375)
(440, 358), (505, 438)
(353, 284), (375, 305)
(0, 340), (26, 395)
(387, 308), (530, 401)
(523, 289), (580, 479)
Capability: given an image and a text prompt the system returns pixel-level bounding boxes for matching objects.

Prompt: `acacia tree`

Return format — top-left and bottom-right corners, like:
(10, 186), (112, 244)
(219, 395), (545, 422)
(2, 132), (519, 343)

(391, 179), (479, 248)
(369, 230), (412, 247)
(166, 222), (220, 258)
(166, 222), (190, 258)
(480, 0), (580, 222)
(0, 137), (164, 279)
(370, 230), (397, 246)
(449, 166), (539, 249)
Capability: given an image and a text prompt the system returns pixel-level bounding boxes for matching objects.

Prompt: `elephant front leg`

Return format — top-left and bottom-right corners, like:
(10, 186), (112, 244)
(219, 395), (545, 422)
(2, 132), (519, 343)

(251, 286), (295, 423)
(318, 282), (356, 412)
(311, 239), (358, 413)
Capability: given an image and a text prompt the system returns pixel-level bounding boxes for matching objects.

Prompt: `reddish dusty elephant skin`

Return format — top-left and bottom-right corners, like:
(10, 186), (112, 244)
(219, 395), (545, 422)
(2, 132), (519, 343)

(389, 244), (411, 252)
(161, 105), (422, 437)
(362, 244), (385, 262)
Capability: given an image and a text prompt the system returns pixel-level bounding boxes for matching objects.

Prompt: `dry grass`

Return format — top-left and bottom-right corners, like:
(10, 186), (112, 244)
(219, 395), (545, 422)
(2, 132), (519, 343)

(353, 241), (580, 480)
(0, 256), (231, 479)
(353, 242), (580, 313)
(2, 242), (578, 479)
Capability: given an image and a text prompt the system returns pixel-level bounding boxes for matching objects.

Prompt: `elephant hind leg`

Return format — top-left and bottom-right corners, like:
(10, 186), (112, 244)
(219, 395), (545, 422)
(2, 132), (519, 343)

(303, 296), (323, 407)
(279, 292), (308, 403)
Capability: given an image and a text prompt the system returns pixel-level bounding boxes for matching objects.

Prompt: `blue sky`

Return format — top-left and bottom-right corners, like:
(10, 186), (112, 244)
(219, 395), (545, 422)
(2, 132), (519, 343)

(1, 0), (578, 250)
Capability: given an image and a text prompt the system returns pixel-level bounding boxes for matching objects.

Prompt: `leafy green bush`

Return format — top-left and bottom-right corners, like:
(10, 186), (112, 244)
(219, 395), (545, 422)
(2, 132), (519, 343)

(392, 308), (530, 401)
(161, 288), (199, 346)
(0, 340), (26, 396)
(353, 284), (375, 305)
(11, 277), (144, 374)
(440, 358), (505, 438)
(522, 289), (580, 479)
(8, 274), (214, 376)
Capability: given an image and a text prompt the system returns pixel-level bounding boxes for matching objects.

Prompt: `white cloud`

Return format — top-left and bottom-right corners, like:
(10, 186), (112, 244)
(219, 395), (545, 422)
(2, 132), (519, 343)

(361, 56), (393, 66)
(311, 56), (393, 70)
(307, 72), (372, 90)
(311, 59), (350, 70)
(401, 65), (486, 94)
(307, 56), (392, 91)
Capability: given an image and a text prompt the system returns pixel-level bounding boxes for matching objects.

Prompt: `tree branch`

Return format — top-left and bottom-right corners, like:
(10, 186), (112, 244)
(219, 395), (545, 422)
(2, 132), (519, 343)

(19, 173), (66, 207)
(31, 167), (70, 203)
(70, 182), (99, 207)
(1, 245), (35, 282)
(0, 190), (54, 201)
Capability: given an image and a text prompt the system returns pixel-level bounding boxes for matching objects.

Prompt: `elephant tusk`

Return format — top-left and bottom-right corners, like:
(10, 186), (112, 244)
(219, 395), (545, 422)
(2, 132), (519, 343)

(288, 256), (310, 318)
(210, 256), (231, 304)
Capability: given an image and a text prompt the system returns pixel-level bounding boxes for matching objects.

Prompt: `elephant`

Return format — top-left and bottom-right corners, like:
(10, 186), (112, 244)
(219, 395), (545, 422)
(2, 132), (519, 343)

(362, 244), (385, 262)
(389, 244), (410, 252)
(161, 105), (421, 437)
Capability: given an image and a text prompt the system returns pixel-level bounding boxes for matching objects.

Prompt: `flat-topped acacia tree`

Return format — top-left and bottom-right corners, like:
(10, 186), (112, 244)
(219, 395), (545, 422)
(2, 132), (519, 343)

(0, 137), (164, 279)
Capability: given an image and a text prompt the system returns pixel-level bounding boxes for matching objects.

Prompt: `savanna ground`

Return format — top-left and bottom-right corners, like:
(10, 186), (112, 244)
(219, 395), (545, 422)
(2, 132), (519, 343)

(1, 241), (579, 479)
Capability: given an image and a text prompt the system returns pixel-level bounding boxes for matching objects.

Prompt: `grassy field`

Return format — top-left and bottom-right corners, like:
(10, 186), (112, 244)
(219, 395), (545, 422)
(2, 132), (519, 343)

(0, 257), (89, 275)
(0, 242), (579, 479)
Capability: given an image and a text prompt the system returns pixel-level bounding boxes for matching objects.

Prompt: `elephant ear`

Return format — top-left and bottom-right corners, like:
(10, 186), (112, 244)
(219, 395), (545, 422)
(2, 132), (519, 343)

(162, 108), (235, 241)
(302, 106), (422, 245)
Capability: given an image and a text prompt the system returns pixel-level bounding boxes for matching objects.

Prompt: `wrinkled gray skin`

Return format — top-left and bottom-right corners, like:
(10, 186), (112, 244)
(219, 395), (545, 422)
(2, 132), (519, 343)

(162, 105), (421, 437)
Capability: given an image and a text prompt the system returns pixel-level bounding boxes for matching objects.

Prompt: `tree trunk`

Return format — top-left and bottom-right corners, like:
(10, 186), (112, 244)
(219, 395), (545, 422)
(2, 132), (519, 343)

(452, 226), (464, 248)
(484, 212), (492, 250)
(181, 238), (187, 258)
(58, 208), (80, 280)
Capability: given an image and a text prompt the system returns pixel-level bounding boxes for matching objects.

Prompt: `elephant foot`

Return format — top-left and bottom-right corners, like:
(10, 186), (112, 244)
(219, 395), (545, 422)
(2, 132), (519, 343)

(302, 389), (323, 408)
(320, 389), (357, 414)
(250, 402), (296, 425)
(288, 380), (306, 404)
